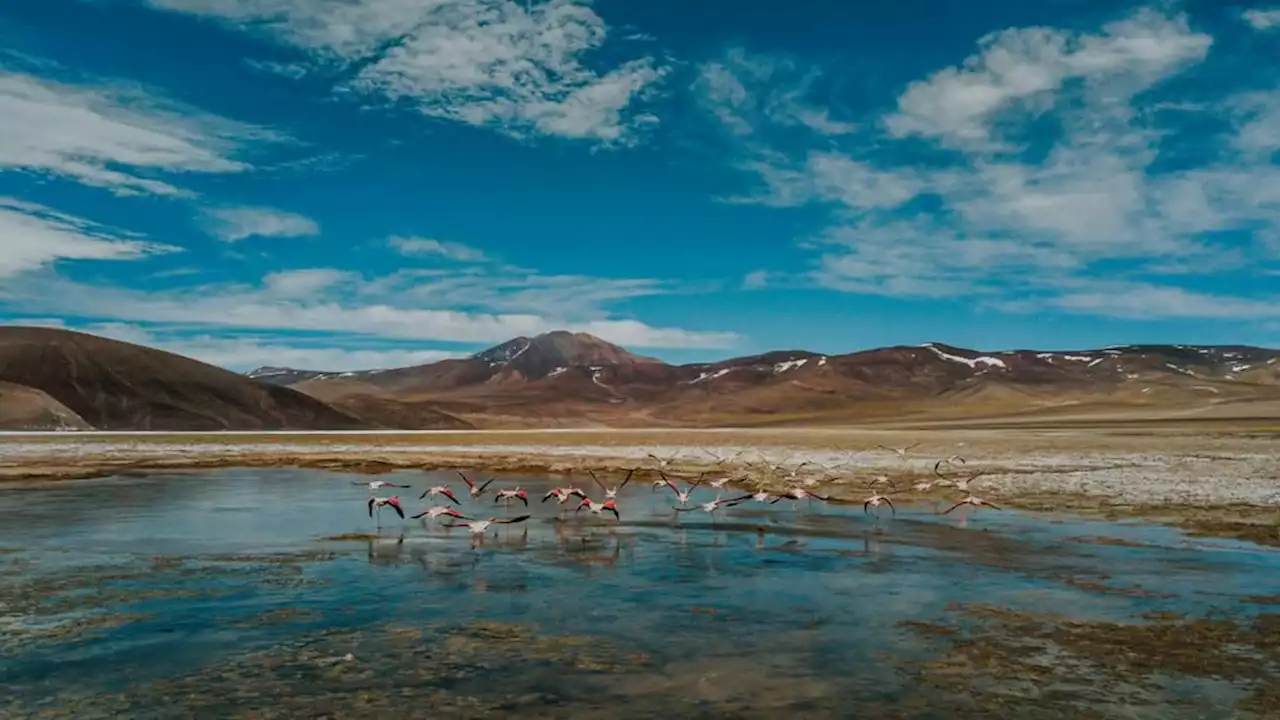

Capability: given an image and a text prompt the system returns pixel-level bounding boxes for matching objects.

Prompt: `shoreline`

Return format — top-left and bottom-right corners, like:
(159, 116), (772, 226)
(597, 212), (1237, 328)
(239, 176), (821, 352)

(2, 428), (1277, 547)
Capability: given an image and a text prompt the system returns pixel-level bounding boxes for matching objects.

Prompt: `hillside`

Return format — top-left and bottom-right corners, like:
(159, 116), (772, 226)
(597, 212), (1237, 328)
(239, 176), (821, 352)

(270, 334), (1280, 428)
(0, 327), (373, 431)
(0, 381), (92, 430)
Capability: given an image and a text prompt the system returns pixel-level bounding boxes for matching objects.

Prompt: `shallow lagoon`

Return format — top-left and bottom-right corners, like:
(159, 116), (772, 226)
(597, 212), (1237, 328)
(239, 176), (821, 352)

(1, 468), (1278, 718)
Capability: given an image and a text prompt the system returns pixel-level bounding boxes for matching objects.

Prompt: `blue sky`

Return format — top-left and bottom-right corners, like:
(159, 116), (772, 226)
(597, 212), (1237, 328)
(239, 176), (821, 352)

(0, 0), (1278, 371)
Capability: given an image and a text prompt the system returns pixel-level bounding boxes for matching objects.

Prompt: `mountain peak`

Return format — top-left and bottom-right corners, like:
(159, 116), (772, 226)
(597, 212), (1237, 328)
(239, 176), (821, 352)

(472, 330), (657, 378)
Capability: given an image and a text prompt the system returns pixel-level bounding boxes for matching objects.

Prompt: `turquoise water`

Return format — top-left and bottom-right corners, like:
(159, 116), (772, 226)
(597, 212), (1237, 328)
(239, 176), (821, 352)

(1, 468), (1277, 718)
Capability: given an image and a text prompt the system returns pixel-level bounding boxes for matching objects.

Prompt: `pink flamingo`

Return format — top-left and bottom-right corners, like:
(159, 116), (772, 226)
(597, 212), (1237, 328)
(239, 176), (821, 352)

(367, 496), (404, 527)
(419, 485), (460, 504)
(576, 497), (620, 521)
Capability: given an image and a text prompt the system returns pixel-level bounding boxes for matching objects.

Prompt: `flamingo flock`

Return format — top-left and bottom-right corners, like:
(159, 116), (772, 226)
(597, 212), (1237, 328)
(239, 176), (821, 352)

(349, 443), (1007, 540)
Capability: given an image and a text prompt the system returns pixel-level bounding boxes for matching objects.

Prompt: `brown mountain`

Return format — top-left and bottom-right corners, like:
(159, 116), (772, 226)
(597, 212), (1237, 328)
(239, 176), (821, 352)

(0, 381), (92, 430)
(0, 326), (376, 431)
(273, 334), (1280, 428)
(5, 325), (1276, 431)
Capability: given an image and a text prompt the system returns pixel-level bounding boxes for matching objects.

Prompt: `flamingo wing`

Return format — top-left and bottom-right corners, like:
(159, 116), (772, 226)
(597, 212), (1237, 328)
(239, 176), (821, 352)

(588, 470), (607, 491)
(495, 514), (531, 525)
(476, 477), (497, 493)
(389, 502), (405, 519)
(457, 471), (475, 489)
(617, 467), (636, 489)
(883, 496), (896, 516)
(690, 471), (707, 491)
(367, 497), (375, 517)
(941, 501), (965, 515)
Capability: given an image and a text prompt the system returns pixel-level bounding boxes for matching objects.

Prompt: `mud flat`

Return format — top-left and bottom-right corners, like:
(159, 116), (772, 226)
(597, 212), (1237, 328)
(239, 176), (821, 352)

(1, 426), (1277, 546)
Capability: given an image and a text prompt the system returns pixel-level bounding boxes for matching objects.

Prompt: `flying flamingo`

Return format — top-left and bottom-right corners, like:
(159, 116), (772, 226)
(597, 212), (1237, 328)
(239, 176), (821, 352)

(353, 479), (410, 492)
(419, 485), (460, 504)
(863, 491), (895, 518)
(770, 486), (829, 510)
(589, 468), (636, 500)
(443, 515), (532, 539)
(673, 494), (753, 525)
(576, 497), (620, 520)
(542, 487), (587, 503)
(707, 473), (744, 489)
(647, 451), (678, 470)
(458, 471), (496, 500)
(702, 449), (742, 466)
(412, 506), (468, 523)
(367, 496), (405, 527)
(494, 487), (529, 510)
(660, 470), (705, 509)
(937, 468), (985, 492)
(943, 495), (1002, 514)
(877, 442), (921, 460)
(867, 475), (897, 492)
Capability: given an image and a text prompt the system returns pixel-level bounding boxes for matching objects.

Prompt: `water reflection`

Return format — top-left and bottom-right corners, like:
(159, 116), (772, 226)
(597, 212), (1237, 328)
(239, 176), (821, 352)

(0, 467), (1278, 717)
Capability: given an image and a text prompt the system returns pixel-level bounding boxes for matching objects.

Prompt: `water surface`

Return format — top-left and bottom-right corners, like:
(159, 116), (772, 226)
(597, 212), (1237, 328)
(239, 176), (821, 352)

(1, 468), (1278, 718)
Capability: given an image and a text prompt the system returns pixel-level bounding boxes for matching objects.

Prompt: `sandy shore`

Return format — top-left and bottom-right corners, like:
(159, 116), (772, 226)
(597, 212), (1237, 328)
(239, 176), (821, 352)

(2, 427), (1277, 545)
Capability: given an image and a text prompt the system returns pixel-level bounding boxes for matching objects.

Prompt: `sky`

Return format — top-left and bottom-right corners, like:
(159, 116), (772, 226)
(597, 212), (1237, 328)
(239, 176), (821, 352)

(0, 0), (1278, 372)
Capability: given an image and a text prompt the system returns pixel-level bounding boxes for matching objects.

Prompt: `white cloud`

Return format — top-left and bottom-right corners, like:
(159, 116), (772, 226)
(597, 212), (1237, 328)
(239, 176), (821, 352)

(1243, 8), (1280, 30)
(2, 266), (737, 350)
(76, 322), (462, 371)
(700, 8), (1280, 319)
(0, 198), (177, 279)
(262, 268), (355, 297)
(143, 0), (669, 145)
(741, 270), (770, 290)
(202, 205), (320, 241)
(1036, 281), (1280, 320)
(695, 48), (857, 140)
(0, 66), (278, 196)
(389, 236), (488, 262)
(884, 8), (1211, 149)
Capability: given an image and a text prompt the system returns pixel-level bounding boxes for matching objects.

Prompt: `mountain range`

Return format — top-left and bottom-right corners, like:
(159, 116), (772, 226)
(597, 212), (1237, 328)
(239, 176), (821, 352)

(1, 326), (1277, 431)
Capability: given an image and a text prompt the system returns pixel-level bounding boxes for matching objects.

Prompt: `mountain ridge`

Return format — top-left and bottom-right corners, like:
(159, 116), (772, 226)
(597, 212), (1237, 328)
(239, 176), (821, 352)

(3, 325), (1276, 431)
(259, 331), (1280, 428)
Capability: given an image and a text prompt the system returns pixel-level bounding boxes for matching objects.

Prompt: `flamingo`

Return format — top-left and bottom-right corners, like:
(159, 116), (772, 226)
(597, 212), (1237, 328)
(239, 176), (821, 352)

(863, 491), (895, 517)
(673, 494), (753, 525)
(660, 470), (705, 509)
(458, 471), (496, 500)
(867, 475), (897, 492)
(412, 506), (468, 523)
(702, 449), (742, 466)
(542, 487), (587, 503)
(937, 468), (985, 492)
(576, 497), (621, 520)
(589, 468), (636, 500)
(367, 496), (405, 527)
(646, 451), (678, 471)
(494, 487), (529, 509)
(707, 474), (742, 489)
(353, 479), (410, 492)
(444, 515), (532, 535)
(770, 487), (829, 510)
(877, 442), (921, 460)
(943, 495), (1002, 514)
(419, 485), (460, 504)
(746, 490), (774, 504)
